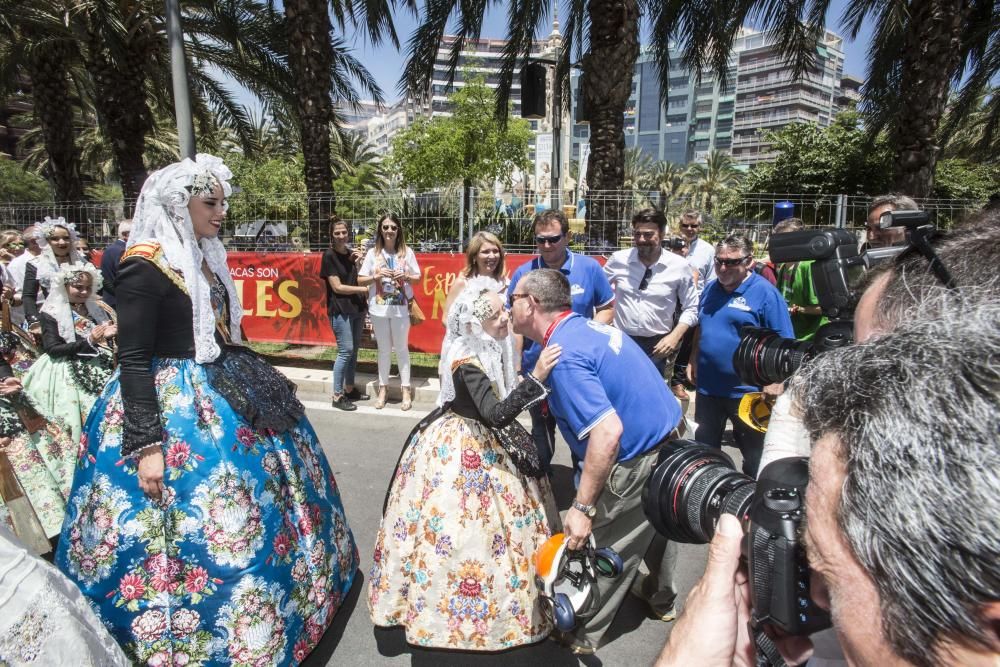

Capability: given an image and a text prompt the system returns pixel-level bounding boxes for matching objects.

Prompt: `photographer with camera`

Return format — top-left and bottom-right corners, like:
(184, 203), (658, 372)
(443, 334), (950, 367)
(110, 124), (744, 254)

(509, 268), (682, 655)
(864, 194), (918, 249)
(656, 299), (1000, 667)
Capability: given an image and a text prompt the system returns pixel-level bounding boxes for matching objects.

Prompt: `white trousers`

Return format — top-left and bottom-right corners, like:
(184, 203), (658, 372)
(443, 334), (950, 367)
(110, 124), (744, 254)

(370, 314), (411, 387)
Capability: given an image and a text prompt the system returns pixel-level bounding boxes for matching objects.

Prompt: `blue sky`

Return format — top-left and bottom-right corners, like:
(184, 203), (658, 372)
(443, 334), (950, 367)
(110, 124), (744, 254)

(344, 0), (872, 104)
(233, 0), (872, 109)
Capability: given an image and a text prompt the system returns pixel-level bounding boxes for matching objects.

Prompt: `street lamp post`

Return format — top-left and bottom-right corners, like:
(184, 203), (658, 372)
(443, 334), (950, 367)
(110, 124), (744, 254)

(165, 0), (195, 158)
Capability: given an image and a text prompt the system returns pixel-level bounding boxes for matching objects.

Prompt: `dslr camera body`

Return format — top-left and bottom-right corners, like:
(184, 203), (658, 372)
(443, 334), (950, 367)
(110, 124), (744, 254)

(643, 440), (830, 665)
(736, 211), (941, 386)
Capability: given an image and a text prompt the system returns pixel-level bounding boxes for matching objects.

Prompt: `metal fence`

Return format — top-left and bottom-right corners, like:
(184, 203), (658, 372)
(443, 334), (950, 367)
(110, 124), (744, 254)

(0, 189), (983, 255)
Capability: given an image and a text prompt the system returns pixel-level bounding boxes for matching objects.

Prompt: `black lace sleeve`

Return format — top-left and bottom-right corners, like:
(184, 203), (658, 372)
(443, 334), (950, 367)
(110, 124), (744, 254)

(39, 312), (97, 358)
(22, 262), (40, 324)
(455, 363), (548, 428)
(117, 258), (168, 457)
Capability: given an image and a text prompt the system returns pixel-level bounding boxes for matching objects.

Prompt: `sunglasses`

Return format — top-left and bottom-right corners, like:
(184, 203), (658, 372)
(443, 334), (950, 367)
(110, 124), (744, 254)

(381, 225), (398, 232)
(680, 224), (700, 230)
(510, 293), (533, 305)
(535, 234), (563, 246)
(638, 267), (653, 291)
(715, 256), (750, 267)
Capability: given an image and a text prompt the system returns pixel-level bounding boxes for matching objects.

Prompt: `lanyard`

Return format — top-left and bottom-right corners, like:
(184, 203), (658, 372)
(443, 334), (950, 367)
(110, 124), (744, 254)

(542, 310), (573, 346)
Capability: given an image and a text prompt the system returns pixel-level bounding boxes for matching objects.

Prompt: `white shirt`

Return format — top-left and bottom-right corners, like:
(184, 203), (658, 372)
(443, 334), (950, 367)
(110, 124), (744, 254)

(686, 237), (716, 284)
(359, 247), (420, 319)
(604, 248), (699, 337)
(7, 252), (32, 292)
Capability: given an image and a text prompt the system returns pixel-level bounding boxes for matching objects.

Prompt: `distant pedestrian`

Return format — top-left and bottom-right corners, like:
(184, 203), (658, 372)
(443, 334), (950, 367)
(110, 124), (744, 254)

(359, 212), (421, 410)
(99, 219), (131, 308)
(321, 215), (369, 411)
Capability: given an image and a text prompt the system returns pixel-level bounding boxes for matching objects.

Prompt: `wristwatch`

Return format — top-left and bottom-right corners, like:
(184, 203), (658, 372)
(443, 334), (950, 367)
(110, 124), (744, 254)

(572, 499), (597, 518)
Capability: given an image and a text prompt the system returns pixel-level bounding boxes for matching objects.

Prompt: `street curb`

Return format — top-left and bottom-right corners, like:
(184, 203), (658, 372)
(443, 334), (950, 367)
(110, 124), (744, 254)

(277, 365), (441, 404)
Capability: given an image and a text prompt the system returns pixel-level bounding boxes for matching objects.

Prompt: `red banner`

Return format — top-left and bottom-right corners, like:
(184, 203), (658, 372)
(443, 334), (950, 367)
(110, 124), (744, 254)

(227, 252), (541, 353)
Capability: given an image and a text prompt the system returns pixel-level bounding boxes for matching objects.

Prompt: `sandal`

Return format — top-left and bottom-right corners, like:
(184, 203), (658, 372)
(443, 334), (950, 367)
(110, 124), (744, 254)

(400, 387), (412, 411)
(374, 386), (387, 410)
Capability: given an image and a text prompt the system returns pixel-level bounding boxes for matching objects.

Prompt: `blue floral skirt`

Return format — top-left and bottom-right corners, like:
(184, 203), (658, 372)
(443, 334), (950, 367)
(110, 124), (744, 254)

(55, 358), (359, 666)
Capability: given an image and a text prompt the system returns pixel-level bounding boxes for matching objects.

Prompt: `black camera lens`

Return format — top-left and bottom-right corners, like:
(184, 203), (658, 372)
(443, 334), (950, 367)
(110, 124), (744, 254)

(643, 440), (756, 544)
(733, 326), (812, 387)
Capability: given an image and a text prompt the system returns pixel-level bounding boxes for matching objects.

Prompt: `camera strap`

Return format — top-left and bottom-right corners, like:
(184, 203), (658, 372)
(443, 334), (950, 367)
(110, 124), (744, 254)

(750, 621), (789, 667)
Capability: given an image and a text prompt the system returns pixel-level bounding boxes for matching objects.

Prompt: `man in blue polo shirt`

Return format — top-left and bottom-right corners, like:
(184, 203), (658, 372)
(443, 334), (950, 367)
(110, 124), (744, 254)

(690, 233), (792, 477)
(510, 268), (680, 655)
(507, 209), (614, 476)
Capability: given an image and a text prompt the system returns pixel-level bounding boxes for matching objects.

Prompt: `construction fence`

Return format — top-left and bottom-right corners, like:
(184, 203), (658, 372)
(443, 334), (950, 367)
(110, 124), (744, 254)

(0, 189), (983, 255)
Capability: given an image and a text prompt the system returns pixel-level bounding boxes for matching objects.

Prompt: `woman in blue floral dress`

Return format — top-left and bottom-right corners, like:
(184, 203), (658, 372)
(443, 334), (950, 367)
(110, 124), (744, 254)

(56, 155), (359, 666)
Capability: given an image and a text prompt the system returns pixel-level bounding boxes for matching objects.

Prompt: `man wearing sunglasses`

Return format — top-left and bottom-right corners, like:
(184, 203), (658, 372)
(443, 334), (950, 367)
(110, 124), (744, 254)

(507, 209), (614, 477)
(604, 208), (698, 382)
(690, 233), (792, 477)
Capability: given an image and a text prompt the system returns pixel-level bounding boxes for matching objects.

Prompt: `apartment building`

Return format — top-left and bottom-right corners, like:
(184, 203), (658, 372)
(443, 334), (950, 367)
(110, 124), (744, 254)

(570, 28), (852, 166)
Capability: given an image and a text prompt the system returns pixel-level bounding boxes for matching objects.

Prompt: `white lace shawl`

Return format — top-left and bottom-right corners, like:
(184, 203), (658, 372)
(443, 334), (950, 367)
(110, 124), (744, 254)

(437, 276), (517, 406)
(40, 263), (110, 343)
(127, 154), (243, 363)
(32, 217), (82, 293)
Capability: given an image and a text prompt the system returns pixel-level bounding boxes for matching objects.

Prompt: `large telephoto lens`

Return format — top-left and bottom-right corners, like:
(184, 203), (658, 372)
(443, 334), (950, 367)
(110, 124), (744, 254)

(733, 326), (812, 387)
(643, 440), (756, 544)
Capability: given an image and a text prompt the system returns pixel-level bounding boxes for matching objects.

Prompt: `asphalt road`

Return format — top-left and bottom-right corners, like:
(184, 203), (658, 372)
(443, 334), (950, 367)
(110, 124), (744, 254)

(297, 393), (717, 667)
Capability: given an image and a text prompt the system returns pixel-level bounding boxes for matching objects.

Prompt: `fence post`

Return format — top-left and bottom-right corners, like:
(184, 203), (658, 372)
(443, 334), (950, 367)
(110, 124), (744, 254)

(835, 194), (847, 228)
(458, 185), (465, 252)
(468, 187), (476, 245)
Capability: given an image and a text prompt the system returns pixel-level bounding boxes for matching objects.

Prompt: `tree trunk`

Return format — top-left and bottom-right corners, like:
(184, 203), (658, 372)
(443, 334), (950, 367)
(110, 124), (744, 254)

(85, 26), (152, 211)
(891, 0), (969, 198)
(581, 0), (639, 248)
(25, 41), (84, 207)
(284, 0), (336, 245)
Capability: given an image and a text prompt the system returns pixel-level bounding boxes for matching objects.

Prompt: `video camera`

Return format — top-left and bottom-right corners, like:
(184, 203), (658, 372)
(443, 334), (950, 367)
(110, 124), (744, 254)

(734, 210), (942, 386)
(643, 440), (830, 667)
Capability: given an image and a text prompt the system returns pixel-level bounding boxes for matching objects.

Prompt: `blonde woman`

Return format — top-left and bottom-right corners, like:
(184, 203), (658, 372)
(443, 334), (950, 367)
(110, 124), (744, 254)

(358, 213), (421, 410)
(442, 231), (507, 318)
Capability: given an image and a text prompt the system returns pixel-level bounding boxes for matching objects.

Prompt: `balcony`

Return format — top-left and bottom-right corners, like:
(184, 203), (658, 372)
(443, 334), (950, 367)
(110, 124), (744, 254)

(734, 108), (821, 129)
(735, 89), (833, 112)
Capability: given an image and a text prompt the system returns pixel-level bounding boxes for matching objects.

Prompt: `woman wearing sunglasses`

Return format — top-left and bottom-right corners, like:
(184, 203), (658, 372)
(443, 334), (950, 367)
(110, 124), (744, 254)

(359, 213), (421, 410)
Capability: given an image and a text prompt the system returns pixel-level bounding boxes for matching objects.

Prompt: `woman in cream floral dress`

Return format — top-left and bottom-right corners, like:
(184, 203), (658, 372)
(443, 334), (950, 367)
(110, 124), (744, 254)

(370, 277), (560, 651)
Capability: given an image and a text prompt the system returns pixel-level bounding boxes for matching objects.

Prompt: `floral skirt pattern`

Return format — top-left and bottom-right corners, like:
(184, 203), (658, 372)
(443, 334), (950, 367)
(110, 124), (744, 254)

(55, 358), (359, 666)
(0, 399), (77, 538)
(369, 412), (558, 651)
(21, 353), (110, 446)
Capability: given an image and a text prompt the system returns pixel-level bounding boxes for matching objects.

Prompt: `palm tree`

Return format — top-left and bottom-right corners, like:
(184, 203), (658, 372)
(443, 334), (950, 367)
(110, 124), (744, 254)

(646, 160), (686, 211)
(682, 150), (741, 214)
(275, 0), (396, 224)
(0, 8), (86, 204)
(622, 146), (653, 191)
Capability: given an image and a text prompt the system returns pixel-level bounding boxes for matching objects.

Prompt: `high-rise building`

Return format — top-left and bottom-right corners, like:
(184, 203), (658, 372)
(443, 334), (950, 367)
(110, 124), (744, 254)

(570, 27), (850, 166)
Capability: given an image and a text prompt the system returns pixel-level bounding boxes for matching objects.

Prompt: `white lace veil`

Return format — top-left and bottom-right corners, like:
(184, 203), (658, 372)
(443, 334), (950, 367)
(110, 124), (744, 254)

(127, 154), (243, 363)
(32, 216), (83, 291)
(41, 263), (109, 342)
(438, 276), (517, 406)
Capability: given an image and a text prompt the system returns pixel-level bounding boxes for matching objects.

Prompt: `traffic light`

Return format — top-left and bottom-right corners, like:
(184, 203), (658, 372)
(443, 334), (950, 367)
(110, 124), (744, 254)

(520, 63), (547, 119)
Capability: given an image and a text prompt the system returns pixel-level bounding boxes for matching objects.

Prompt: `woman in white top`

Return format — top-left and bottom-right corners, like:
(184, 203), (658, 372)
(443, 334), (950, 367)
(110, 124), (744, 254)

(359, 213), (421, 410)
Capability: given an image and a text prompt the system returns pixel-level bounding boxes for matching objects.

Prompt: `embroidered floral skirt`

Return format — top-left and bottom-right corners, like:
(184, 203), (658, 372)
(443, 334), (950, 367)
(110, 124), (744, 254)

(369, 412), (558, 651)
(0, 397), (77, 539)
(21, 353), (111, 446)
(55, 358), (359, 666)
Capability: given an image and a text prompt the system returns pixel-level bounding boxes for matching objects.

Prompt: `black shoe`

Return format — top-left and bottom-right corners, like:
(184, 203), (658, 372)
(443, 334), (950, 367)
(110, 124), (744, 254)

(331, 395), (357, 411)
(345, 387), (370, 401)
